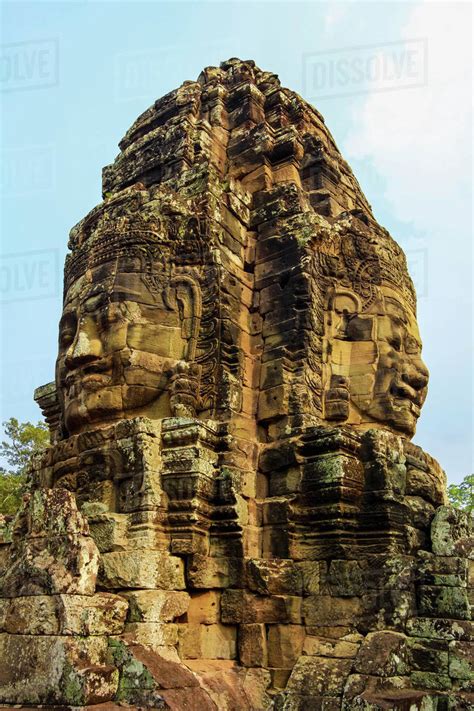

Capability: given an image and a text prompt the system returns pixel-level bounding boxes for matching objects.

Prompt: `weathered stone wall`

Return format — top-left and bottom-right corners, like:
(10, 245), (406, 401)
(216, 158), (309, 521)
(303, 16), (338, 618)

(0, 59), (472, 710)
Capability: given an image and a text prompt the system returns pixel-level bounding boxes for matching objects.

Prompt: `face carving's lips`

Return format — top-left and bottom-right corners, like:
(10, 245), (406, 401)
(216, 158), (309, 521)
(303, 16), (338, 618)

(392, 398), (421, 418)
(63, 358), (114, 392)
(389, 379), (426, 409)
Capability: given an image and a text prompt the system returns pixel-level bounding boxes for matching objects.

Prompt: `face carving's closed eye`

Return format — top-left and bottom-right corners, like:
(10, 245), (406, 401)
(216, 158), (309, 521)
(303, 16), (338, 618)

(405, 335), (421, 355)
(389, 335), (402, 352)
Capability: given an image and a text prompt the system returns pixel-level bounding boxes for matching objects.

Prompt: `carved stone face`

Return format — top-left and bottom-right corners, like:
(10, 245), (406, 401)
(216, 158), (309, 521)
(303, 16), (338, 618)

(56, 261), (198, 434)
(324, 288), (429, 436)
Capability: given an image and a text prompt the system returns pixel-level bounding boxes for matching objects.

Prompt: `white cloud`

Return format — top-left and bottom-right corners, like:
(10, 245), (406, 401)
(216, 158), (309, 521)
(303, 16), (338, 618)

(344, 0), (471, 235)
(324, 0), (349, 34)
(342, 1), (472, 479)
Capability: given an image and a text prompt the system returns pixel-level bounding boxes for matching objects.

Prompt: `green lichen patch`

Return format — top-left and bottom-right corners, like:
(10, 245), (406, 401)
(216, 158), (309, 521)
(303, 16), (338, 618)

(108, 639), (166, 707)
(60, 661), (86, 706)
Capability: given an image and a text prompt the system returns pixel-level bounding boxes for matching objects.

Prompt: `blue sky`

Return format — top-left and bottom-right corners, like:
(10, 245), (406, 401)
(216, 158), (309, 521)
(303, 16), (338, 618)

(0, 1), (471, 482)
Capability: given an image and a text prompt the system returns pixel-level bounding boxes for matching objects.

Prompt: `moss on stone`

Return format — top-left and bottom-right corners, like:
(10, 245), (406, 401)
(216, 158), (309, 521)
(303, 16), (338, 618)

(61, 662), (85, 706)
(108, 639), (157, 704)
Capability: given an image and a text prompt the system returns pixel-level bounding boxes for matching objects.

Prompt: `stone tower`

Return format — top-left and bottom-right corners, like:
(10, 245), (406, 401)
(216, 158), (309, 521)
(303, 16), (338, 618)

(0, 59), (472, 710)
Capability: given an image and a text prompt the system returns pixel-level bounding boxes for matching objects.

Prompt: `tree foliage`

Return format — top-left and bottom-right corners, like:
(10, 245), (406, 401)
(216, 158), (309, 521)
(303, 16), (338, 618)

(0, 417), (49, 516)
(0, 473), (26, 516)
(447, 473), (474, 514)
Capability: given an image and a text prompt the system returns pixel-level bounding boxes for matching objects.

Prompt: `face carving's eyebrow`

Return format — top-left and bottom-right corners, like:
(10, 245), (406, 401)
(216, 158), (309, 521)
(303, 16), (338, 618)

(82, 298), (107, 315)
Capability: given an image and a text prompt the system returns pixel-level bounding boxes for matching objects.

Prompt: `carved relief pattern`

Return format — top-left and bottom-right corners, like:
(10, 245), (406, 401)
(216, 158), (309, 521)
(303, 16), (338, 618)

(3, 59), (468, 711)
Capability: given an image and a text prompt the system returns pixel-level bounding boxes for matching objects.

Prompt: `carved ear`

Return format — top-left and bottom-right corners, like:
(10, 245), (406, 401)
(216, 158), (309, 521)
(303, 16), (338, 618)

(332, 291), (361, 314)
(324, 374), (350, 421)
(166, 275), (202, 361)
(330, 291), (374, 342)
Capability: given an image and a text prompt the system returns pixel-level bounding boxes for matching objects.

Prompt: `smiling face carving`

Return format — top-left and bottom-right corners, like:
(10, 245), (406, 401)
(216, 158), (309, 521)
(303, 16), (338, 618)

(323, 287), (429, 437)
(56, 260), (200, 434)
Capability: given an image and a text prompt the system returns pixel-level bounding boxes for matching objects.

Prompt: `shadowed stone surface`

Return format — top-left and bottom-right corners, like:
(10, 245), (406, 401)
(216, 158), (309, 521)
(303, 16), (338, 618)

(0, 58), (472, 709)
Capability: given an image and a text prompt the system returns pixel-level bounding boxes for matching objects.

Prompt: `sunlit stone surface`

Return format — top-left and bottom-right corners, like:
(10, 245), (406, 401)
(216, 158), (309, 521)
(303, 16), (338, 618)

(0, 59), (471, 709)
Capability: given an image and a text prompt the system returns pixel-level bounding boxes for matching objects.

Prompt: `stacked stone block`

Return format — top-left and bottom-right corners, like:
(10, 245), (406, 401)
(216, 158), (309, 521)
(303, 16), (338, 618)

(0, 59), (471, 709)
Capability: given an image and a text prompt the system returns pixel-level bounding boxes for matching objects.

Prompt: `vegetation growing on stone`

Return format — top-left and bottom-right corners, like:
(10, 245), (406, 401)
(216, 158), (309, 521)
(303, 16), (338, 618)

(0, 58), (471, 709)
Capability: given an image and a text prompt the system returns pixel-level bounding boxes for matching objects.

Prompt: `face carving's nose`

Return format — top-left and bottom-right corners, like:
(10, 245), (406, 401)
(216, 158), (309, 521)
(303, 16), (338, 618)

(402, 361), (429, 392)
(65, 328), (102, 369)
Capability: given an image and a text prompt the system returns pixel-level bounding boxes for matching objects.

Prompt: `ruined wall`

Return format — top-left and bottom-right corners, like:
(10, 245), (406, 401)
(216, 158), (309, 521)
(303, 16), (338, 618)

(0, 58), (472, 710)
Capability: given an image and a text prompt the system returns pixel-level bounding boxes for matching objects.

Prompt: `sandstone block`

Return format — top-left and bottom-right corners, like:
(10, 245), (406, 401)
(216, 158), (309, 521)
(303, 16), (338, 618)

(431, 506), (473, 557)
(2, 594), (58, 634)
(306, 625), (353, 639)
(269, 671), (291, 695)
(160, 686), (217, 710)
(124, 621), (178, 649)
(327, 560), (363, 597)
(405, 496), (436, 530)
(261, 499), (288, 525)
(354, 632), (408, 676)
(0, 534), (99, 597)
(448, 640), (474, 680)
(239, 667), (272, 710)
(303, 635), (360, 658)
(417, 584), (471, 619)
(303, 595), (361, 627)
(257, 385), (289, 421)
(0, 592), (127, 635)
(406, 637), (449, 673)
(298, 561), (320, 595)
(60, 592), (128, 634)
(417, 552), (468, 587)
(108, 638), (184, 707)
(267, 624), (305, 668)
(178, 623), (237, 659)
(87, 512), (129, 553)
(238, 623), (267, 667)
(187, 590), (221, 623)
(61, 665), (119, 706)
(406, 465), (446, 507)
(26, 488), (90, 538)
(342, 675), (436, 709)
(286, 656), (353, 697)
(99, 550), (185, 590)
(410, 671), (452, 691)
(362, 555), (414, 591)
(0, 633), (112, 705)
(221, 589), (301, 624)
(125, 589), (189, 623)
(187, 554), (244, 589)
(246, 558), (302, 595)
(359, 588), (415, 631)
(406, 616), (474, 641)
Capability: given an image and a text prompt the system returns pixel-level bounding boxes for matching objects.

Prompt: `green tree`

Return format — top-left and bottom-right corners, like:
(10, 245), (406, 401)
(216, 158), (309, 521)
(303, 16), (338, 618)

(0, 417), (49, 516)
(447, 473), (474, 514)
